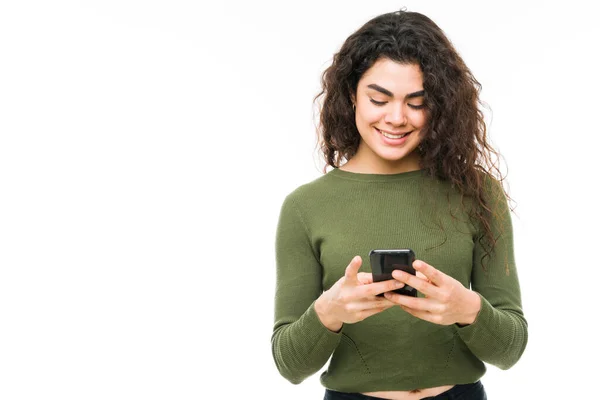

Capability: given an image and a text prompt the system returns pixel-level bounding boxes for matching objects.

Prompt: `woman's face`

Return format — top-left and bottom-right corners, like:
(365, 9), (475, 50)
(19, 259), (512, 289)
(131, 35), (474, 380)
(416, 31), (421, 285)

(351, 58), (426, 173)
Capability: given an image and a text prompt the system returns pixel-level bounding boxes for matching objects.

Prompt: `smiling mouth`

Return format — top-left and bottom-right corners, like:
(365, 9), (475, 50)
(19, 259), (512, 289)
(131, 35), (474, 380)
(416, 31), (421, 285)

(376, 128), (413, 139)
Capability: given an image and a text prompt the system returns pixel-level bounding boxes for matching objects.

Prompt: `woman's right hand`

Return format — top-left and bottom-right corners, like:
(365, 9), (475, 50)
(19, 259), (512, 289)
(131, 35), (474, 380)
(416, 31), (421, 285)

(315, 255), (405, 332)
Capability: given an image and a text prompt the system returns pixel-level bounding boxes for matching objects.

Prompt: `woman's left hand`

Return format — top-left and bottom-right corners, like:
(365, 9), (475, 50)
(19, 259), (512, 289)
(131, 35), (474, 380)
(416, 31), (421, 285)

(384, 260), (482, 326)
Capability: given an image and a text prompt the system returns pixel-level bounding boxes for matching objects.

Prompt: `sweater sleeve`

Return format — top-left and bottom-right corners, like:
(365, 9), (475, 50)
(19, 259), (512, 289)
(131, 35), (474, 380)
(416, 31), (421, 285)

(271, 194), (342, 384)
(456, 178), (528, 370)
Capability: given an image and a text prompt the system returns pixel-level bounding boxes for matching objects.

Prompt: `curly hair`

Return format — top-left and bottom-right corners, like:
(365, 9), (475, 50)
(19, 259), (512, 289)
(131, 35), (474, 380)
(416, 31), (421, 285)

(314, 10), (512, 269)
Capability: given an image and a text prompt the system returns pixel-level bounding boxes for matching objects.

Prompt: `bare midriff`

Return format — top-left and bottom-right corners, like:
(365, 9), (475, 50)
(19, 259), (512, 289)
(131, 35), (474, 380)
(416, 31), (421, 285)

(362, 384), (454, 399)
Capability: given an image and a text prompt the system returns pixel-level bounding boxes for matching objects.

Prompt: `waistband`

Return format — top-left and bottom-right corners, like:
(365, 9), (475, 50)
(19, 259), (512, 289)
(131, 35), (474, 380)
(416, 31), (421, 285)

(324, 381), (485, 400)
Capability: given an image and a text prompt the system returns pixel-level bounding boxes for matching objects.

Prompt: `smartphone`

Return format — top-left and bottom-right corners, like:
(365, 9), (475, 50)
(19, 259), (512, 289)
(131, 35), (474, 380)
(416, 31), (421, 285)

(369, 249), (417, 297)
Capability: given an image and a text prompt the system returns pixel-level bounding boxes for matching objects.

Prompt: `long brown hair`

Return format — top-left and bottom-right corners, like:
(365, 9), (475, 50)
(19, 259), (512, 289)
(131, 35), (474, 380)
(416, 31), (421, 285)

(314, 10), (513, 269)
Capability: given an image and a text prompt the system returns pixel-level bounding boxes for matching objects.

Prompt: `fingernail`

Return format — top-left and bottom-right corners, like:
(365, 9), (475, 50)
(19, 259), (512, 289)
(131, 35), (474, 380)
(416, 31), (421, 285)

(395, 281), (405, 288)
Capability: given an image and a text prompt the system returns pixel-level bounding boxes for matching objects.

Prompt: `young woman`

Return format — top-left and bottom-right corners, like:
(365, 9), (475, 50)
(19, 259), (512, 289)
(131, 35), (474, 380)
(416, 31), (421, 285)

(272, 10), (527, 400)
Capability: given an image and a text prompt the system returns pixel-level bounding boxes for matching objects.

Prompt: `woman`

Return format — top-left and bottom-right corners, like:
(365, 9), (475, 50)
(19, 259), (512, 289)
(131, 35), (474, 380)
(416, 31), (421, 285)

(272, 10), (527, 400)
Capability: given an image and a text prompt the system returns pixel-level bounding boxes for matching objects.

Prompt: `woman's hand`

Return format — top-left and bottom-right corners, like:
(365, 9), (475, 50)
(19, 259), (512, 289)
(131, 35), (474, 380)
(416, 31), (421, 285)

(384, 260), (482, 326)
(315, 256), (404, 332)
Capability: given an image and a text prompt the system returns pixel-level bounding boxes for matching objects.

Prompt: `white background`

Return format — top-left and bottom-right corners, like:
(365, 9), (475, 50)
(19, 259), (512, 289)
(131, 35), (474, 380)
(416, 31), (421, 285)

(1, 0), (599, 399)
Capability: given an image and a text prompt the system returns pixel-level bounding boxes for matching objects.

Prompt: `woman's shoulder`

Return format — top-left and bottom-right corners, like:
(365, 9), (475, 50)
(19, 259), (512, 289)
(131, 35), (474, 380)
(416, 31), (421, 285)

(477, 171), (509, 205)
(282, 171), (334, 203)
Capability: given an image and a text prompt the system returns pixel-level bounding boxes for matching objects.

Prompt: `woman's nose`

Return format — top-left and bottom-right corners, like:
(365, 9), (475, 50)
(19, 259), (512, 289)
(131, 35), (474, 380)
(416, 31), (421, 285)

(384, 105), (407, 126)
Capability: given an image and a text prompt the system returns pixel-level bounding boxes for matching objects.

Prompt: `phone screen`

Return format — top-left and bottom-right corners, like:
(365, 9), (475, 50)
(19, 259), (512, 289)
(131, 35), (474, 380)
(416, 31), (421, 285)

(382, 253), (410, 273)
(369, 249), (417, 297)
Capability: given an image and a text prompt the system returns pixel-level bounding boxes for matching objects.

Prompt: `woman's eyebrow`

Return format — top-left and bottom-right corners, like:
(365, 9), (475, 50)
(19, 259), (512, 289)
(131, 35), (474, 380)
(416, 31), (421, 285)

(367, 84), (425, 99)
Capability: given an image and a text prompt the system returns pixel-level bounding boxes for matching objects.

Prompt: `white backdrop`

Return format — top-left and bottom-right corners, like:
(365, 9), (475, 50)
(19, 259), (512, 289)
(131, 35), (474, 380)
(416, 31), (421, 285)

(1, 0), (599, 399)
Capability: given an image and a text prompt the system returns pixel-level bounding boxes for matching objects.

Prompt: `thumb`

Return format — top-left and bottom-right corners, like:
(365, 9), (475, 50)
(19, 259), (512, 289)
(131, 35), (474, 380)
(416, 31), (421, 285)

(344, 255), (362, 283)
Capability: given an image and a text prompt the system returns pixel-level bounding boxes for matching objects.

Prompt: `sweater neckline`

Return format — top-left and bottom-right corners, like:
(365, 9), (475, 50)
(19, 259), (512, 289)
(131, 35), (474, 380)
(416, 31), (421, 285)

(328, 167), (426, 182)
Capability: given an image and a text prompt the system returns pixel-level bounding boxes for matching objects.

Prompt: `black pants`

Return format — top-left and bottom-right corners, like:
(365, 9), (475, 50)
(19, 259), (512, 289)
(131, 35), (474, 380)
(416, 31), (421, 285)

(324, 381), (486, 400)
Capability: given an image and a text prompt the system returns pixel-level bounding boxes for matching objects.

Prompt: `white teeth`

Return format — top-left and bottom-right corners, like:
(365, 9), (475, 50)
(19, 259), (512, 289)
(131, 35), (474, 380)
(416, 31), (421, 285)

(379, 129), (409, 139)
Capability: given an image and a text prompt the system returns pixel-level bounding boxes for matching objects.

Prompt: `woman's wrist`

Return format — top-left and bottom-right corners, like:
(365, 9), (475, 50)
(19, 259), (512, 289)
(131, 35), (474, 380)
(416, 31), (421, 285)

(315, 295), (343, 333)
(457, 290), (482, 326)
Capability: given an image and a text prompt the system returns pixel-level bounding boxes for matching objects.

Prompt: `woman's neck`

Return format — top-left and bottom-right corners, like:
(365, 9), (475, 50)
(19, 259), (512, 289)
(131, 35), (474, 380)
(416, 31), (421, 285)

(340, 150), (422, 175)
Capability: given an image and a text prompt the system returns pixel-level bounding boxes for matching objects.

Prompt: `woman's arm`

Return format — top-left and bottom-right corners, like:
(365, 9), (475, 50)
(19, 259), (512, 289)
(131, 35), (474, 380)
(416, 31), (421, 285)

(455, 178), (528, 370)
(271, 195), (342, 384)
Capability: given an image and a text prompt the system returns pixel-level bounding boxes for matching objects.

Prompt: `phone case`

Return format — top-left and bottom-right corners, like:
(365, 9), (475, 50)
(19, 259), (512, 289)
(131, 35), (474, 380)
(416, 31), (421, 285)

(369, 249), (417, 297)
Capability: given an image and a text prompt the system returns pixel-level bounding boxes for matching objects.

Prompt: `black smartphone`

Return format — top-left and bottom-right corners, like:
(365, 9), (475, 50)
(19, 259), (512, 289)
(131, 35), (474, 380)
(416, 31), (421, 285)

(369, 249), (417, 297)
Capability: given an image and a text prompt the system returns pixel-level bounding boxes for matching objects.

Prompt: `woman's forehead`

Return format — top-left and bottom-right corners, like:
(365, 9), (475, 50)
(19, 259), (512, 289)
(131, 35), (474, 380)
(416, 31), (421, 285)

(359, 60), (424, 94)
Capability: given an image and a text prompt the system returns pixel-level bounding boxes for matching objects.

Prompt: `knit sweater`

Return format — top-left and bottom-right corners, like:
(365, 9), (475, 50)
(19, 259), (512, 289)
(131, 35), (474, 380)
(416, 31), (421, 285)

(272, 167), (527, 392)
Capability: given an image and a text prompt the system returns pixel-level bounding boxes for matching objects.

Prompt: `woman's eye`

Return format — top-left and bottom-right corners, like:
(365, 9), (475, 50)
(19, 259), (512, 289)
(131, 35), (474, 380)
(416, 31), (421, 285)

(369, 99), (387, 106)
(370, 98), (425, 109)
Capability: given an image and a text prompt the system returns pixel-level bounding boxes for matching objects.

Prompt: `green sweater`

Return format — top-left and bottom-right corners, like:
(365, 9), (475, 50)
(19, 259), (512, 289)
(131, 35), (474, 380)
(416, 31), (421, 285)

(272, 168), (527, 392)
